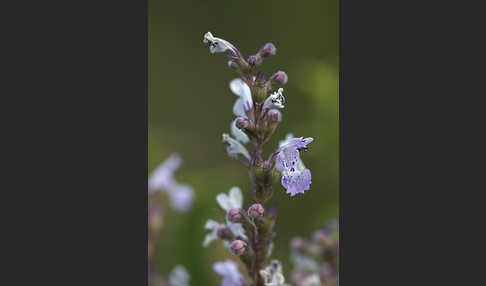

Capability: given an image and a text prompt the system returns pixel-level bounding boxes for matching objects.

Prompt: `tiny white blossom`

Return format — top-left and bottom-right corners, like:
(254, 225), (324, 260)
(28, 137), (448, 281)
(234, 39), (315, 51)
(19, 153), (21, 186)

(203, 219), (221, 247)
(260, 260), (286, 286)
(167, 184), (194, 212)
(168, 265), (190, 286)
(263, 88), (285, 111)
(216, 187), (246, 240)
(222, 133), (250, 160)
(230, 78), (253, 117)
(203, 32), (237, 55)
(213, 260), (244, 286)
(231, 119), (249, 144)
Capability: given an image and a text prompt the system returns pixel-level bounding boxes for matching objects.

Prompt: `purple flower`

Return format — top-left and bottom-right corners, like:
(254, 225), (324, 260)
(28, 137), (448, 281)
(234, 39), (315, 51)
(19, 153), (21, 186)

(276, 135), (314, 196)
(213, 260), (244, 286)
(148, 154), (194, 212)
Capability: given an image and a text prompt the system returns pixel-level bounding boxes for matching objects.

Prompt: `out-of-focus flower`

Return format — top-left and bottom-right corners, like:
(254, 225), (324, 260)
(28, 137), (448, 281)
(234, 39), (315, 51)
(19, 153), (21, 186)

(203, 32), (238, 55)
(148, 154), (181, 194)
(148, 154), (195, 212)
(260, 260), (287, 286)
(275, 135), (314, 196)
(213, 260), (245, 286)
(222, 134), (251, 161)
(263, 88), (285, 111)
(168, 265), (190, 286)
(167, 184), (194, 212)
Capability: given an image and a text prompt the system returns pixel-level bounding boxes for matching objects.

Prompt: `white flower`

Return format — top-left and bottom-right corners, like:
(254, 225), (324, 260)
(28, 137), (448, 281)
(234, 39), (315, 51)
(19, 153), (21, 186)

(213, 260), (244, 286)
(263, 88), (285, 111)
(217, 187), (246, 240)
(229, 78), (253, 144)
(222, 133), (250, 160)
(148, 154), (181, 194)
(168, 265), (190, 286)
(203, 32), (237, 55)
(216, 186), (243, 211)
(260, 260), (286, 286)
(203, 219), (221, 247)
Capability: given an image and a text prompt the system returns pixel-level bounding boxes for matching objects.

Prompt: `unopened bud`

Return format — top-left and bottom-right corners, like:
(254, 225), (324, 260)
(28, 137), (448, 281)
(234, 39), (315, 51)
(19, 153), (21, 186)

(259, 43), (277, 57)
(217, 224), (234, 240)
(235, 117), (249, 129)
(270, 71), (288, 86)
(228, 60), (239, 70)
(248, 203), (264, 219)
(230, 240), (248, 256)
(267, 109), (282, 123)
(227, 208), (245, 223)
(248, 55), (262, 67)
(255, 71), (266, 84)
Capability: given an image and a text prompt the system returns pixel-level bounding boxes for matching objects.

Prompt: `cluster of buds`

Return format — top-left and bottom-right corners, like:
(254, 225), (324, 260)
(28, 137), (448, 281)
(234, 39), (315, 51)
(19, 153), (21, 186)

(290, 221), (339, 286)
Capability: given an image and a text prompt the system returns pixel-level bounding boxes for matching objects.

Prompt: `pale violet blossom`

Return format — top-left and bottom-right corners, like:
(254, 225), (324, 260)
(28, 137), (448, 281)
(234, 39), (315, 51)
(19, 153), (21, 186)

(168, 265), (190, 286)
(148, 154), (194, 212)
(148, 154), (181, 194)
(290, 253), (319, 272)
(229, 78), (253, 143)
(203, 32), (238, 55)
(260, 260), (288, 286)
(276, 135), (314, 196)
(263, 88), (285, 111)
(216, 187), (246, 240)
(213, 260), (244, 286)
(168, 184), (194, 213)
(222, 133), (251, 161)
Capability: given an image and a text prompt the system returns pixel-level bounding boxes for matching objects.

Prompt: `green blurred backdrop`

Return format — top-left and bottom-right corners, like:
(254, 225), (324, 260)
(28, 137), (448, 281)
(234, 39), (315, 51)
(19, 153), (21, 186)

(149, 0), (338, 284)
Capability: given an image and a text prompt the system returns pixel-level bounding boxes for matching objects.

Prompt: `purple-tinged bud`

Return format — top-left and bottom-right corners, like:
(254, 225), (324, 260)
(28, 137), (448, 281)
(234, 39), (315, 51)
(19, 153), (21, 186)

(227, 208), (245, 223)
(248, 203), (264, 219)
(235, 117), (249, 129)
(216, 224), (234, 240)
(259, 43), (277, 57)
(270, 71), (288, 86)
(255, 71), (266, 84)
(267, 109), (282, 123)
(248, 55), (262, 67)
(230, 239), (248, 256)
(228, 60), (239, 70)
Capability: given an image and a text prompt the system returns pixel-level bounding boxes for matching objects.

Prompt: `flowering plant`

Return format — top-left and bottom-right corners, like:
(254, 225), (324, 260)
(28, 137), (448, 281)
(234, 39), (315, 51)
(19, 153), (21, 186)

(201, 32), (336, 286)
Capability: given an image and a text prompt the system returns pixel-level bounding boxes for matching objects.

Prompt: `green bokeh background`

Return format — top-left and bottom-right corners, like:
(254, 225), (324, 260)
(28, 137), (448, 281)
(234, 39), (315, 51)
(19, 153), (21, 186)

(149, 0), (338, 284)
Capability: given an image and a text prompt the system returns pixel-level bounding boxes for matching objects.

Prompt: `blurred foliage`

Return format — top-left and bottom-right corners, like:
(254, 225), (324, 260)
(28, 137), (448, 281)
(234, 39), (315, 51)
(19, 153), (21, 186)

(149, 0), (338, 284)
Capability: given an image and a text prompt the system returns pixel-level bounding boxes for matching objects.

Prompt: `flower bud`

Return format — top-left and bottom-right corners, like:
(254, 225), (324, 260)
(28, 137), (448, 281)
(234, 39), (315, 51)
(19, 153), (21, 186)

(230, 239), (248, 256)
(267, 109), (282, 123)
(228, 60), (239, 70)
(313, 229), (332, 245)
(270, 71), (288, 86)
(255, 71), (266, 84)
(227, 208), (245, 223)
(248, 203), (264, 219)
(248, 54), (262, 67)
(235, 117), (249, 129)
(217, 224), (234, 240)
(259, 43), (277, 57)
